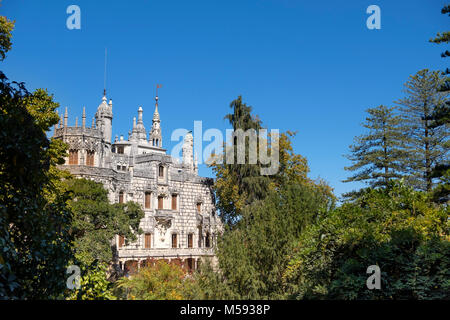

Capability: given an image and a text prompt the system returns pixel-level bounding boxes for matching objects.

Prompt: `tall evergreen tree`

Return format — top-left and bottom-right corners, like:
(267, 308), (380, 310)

(344, 105), (404, 192)
(395, 69), (449, 192)
(211, 96), (271, 226)
(428, 5), (450, 202)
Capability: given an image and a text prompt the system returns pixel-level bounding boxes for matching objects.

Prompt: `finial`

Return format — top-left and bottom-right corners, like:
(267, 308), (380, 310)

(92, 117), (95, 128)
(64, 107), (68, 127)
(82, 107), (86, 128)
(75, 117), (78, 127)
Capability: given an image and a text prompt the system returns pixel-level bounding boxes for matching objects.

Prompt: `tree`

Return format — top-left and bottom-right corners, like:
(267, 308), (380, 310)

(0, 74), (73, 298)
(344, 105), (405, 194)
(195, 182), (333, 299)
(211, 96), (272, 226)
(0, 15), (14, 61)
(64, 178), (145, 265)
(285, 182), (449, 300)
(429, 5), (450, 203)
(210, 96), (333, 227)
(114, 260), (195, 300)
(395, 69), (449, 192)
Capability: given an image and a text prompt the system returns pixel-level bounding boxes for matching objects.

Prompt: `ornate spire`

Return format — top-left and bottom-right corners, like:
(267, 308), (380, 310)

(149, 85), (163, 148)
(64, 107), (68, 127)
(82, 107), (86, 128)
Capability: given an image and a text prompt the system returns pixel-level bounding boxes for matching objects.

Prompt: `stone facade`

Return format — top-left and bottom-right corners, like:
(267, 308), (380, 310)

(53, 93), (222, 273)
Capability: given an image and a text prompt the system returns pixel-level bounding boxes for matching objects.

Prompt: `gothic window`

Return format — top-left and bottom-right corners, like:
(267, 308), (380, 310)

(145, 192), (151, 209)
(69, 149), (78, 165)
(118, 235), (124, 248)
(158, 165), (164, 178)
(156, 139), (159, 147)
(171, 233), (178, 248)
(198, 226), (202, 248)
(144, 233), (151, 249)
(158, 196), (164, 209)
(188, 233), (193, 248)
(86, 150), (94, 166)
(205, 232), (211, 248)
(119, 191), (124, 204)
(171, 194), (177, 210)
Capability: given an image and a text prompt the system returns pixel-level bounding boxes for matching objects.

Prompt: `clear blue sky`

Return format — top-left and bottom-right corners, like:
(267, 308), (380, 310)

(1, 0), (448, 197)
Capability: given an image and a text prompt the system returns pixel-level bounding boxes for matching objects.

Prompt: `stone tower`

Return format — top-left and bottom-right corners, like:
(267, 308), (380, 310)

(95, 92), (113, 144)
(182, 131), (194, 171)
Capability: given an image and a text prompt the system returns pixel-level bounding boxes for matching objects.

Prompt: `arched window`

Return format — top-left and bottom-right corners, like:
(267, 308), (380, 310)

(158, 165), (164, 178)
(156, 139), (159, 146)
(119, 191), (124, 204)
(187, 233), (193, 248)
(69, 149), (78, 165)
(158, 195), (164, 209)
(144, 233), (151, 249)
(205, 232), (211, 248)
(171, 233), (178, 248)
(198, 226), (202, 248)
(145, 192), (151, 209)
(171, 194), (177, 210)
(86, 150), (94, 166)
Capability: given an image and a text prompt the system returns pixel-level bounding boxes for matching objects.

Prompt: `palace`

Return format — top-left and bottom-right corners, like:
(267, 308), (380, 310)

(53, 91), (222, 274)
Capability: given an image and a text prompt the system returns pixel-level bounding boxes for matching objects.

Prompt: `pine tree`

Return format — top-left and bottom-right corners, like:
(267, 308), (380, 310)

(344, 105), (405, 191)
(211, 96), (271, 226)
(395, 69), (449, 192)
(428, 5), (450, 202)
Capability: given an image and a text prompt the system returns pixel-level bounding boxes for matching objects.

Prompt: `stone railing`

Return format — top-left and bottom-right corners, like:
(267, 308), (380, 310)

(117, 247), (215, 259)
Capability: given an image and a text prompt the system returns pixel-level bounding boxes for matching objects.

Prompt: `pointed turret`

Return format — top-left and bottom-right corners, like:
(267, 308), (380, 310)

(149, 95), (162, 147)
(95, 92), (113, 143)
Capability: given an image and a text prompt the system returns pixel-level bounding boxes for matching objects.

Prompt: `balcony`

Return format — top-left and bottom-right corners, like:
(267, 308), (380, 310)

(117, 247), (215, 259)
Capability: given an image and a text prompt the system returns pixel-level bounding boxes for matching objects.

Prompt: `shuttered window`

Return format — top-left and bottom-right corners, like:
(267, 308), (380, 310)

(158, 196), (164, 209)
(172, 234), (177, 248)
(171, 194), (177, 210)
(144, 233), (151, 249)
(145, 192), (151, 209)
(205, 232), (211, 248)
(188, 234), (193, 248)
(86, 150), (94, 166)
(69, 149), (78, 165)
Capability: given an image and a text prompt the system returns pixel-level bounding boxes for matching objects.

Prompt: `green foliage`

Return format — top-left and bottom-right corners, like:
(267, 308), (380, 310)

(64, 178), (145, 265)
(197, 182), (333, 299)
(211, 96), (271, 226)
(66, 254), (116, 300)
(0, 71), (74, 299)
(114, 260), (194, 300)
(344, 105), (405, 192)
(0, 15), (14, 61)
(429, 5), (450, 58)
(395, 69), (449, 192)
(285, 182), (449, 300)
